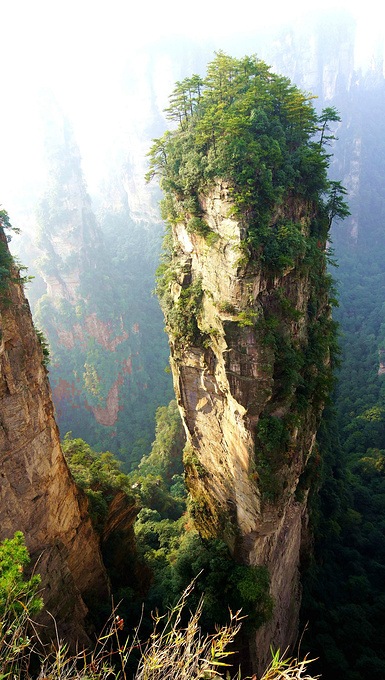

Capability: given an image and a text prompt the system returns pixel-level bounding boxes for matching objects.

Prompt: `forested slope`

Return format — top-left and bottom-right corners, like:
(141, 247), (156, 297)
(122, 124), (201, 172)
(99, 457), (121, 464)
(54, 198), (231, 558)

(297, 45), (385, 680)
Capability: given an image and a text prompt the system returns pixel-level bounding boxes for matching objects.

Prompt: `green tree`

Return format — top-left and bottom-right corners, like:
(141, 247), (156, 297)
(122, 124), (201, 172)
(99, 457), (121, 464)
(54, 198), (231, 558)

(0, 532), (42, 617)
(318, 106), (341, 147)
(0, 208), (31, 298)
(325, 181), (351, 228)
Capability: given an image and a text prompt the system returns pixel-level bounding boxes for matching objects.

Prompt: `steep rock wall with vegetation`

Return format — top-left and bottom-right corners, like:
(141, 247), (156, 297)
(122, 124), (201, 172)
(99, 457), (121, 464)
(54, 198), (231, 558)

(0, 217), (109, 644)
(149, 53), (346, 672)
(34, 99), (144, 434)
(32, 96), (173, 462)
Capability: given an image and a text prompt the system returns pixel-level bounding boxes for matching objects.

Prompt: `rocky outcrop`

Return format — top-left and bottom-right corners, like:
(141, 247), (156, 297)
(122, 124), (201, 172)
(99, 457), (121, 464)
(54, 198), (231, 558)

(0, 234), (109, 644)
(163, 182), (330, 672)
(51, 313), (134, 427)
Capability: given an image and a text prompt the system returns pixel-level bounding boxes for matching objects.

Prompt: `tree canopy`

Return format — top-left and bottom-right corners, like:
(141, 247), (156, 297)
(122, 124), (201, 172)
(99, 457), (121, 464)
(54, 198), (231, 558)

(147, 52), (347, 251)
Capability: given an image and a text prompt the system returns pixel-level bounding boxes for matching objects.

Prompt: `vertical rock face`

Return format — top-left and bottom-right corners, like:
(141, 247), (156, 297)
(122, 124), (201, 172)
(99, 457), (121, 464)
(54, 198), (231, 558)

(32, 98), (172, 457)
(0, 232), (109, 643)
(34, 103), (142, 434)
(148, 53), (341, 672)
(164, 183), (330, 672)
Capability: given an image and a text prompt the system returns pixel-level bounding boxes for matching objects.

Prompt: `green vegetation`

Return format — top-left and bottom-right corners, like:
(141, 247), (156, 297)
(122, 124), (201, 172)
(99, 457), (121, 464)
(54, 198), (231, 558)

(0, 542), (315, 680)
(0, 209), (31, 301)
(250, 288), (338, 502)
(62, 432), (134, 533)
(151, 53), (347, 365)
(301, 406), (385, 679)
(34, 325), (50, 366)
(130, 402), (273, 635)
(138, 400), (186, 481)
(148, 53), (347, 505)
(71, 400), (269, 639)
(0, 208), (49, 367)
(0, 209), (16, 297)
(0, 533), (43, 680)
(166, 277), (204, 346)
(147, 52), (348, 258)
(33, 110), (173, 466)
(0, 532), (42, 617)
(0, 407), (273, 673)
(299, 73), (385, 679)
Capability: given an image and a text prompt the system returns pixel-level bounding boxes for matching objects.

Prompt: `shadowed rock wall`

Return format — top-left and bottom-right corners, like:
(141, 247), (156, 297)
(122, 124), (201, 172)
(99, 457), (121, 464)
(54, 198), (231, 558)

(0, 232), (109, 644)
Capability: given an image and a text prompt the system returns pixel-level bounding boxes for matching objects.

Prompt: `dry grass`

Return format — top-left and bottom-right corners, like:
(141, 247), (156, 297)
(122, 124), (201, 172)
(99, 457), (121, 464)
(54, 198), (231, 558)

(0, 595), (36, 678)
(0, 582), (319, 680)
(259, 649), (319, 680)
(134, 583), (242, 680)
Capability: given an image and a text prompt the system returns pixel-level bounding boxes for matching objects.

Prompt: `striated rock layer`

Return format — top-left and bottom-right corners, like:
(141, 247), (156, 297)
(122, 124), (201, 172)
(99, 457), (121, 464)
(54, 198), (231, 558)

(165, 182), (329, 672)
(0, 233), (109, 644)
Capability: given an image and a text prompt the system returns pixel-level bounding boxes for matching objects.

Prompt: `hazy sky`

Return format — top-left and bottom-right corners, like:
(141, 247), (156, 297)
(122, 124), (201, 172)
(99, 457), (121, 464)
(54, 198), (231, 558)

(1, 0), (384, 225)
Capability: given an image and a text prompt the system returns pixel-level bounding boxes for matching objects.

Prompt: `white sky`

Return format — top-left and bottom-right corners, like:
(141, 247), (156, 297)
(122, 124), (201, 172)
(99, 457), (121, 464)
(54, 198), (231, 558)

(1, 0), (384, 225)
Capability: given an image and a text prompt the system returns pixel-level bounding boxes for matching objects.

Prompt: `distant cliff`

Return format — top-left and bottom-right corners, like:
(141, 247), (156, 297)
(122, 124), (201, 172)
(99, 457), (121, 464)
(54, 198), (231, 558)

(34, 98), (143, 433)
(151, 54), (343, 672)
(32, 96), (172, 461)
(0, 222), (109, 644)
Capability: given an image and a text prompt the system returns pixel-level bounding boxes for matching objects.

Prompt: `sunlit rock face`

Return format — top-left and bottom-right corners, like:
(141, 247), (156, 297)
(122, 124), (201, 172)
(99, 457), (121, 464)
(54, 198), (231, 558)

(0, 235), (109, 644)
(164, 182), (328, 672)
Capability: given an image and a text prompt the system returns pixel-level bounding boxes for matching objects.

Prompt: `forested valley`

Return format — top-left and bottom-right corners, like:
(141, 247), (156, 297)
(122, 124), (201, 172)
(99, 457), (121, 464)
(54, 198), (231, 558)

(2, 8), (385, 680)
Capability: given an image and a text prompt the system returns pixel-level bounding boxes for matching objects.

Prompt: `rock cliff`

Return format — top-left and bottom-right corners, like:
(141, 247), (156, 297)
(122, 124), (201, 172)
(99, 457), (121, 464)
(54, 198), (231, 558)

(165, 183), (328, 671)
(151, 54), (340, 674)
(34, 100), (142, 437)
(31, 96), (172, 459)
(0, 228), (109, 644)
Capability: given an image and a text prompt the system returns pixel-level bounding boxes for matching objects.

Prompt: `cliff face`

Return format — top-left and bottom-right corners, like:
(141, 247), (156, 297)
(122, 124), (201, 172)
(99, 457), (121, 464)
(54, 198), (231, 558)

(0, 233), (109, 643)
(100, 490), (152, 595)
(34, 102), (143, 437)
(31, 98), (172, 459)
(164, 182), (329, 671)
(150, 54), (340, 673)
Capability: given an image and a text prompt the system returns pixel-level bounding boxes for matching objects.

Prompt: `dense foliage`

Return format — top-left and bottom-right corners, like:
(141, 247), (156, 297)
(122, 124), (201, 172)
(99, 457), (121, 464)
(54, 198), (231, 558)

(0, 209), (17, 297)
(149, 53), (347, 507)
(0, 532), (42, 617)
(8, 42), (385, 680)
(0, 543), (316, 680)
(62, 432), (135, 533)
(298, 68), (385, 680)
(129, 400), (274, 635)
(0, 533), (43, 680)
(62, 400), (269, 642)
(147, 52), (347, 256)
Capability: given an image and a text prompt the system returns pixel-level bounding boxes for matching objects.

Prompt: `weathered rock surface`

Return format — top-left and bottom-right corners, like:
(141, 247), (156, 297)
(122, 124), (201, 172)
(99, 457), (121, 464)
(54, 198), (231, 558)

(0, 237), (109, 644)
(165, 182), (327, 672)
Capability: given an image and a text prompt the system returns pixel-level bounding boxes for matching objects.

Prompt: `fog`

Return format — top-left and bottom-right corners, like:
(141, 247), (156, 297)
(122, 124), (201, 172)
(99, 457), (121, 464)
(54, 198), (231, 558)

(1, 0), (384, 228)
